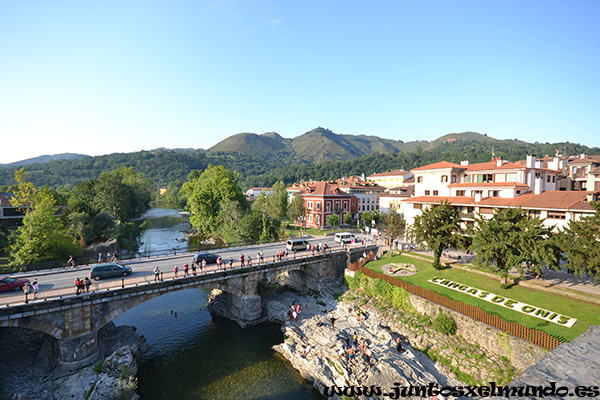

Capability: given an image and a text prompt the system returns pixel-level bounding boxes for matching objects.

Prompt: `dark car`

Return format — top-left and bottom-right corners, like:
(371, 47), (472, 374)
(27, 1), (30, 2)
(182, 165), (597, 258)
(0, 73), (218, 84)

(89, 263), (132, 281)
(193, 252), (219, 264)
(0, 276), (31, 292)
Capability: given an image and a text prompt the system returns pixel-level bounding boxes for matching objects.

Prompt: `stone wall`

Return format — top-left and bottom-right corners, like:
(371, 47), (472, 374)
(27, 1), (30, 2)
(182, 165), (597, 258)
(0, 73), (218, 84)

(407, 293), (547, 371)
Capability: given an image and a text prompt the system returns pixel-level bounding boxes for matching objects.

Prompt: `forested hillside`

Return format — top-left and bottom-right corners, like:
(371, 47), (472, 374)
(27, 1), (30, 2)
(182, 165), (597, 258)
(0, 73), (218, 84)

(0, 131), (597, 191)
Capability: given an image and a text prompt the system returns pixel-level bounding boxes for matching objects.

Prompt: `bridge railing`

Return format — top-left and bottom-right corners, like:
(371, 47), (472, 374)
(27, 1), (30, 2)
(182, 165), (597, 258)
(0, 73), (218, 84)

(0, 248), (349, 308)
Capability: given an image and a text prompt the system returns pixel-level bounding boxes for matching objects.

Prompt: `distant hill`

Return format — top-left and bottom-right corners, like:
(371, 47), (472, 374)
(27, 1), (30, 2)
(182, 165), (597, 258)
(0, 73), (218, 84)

(209, 127), (407, 163)
(1, 129), (598, 190)
(209, 132), (288, 154)
(0, 153), (89, 168)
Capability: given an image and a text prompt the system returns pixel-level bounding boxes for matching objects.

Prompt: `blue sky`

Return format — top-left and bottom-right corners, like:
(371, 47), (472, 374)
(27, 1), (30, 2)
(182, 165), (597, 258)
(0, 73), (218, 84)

(1, 0), (599, 163)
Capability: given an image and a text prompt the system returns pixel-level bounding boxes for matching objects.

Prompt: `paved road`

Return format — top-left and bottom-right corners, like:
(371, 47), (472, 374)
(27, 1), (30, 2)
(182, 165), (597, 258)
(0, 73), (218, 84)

(1, 234), (375, 296)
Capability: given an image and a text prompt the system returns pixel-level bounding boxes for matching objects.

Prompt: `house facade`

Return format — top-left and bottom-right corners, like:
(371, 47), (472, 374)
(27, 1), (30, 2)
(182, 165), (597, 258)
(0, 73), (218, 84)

(336, 177), (386, 214)
(287, 181), (358, 229)
(366, 169), (413, 188)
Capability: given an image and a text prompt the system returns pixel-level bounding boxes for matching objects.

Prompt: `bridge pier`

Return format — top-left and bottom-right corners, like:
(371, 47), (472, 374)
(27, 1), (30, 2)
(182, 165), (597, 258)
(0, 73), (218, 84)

(57, 331), (99, 371)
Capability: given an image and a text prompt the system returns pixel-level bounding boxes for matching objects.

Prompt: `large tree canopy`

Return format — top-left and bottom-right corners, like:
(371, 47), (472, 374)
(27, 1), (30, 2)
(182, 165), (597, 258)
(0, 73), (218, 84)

(470, 206), (561, 287)
(559, 201), (600, 281)
(10, 170), (80, 266)
(409, 200), (465, 269)
(186, 165), (247, 237)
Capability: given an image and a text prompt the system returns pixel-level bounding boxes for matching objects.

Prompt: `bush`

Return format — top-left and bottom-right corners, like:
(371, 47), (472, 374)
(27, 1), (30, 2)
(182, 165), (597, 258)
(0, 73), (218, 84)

(92, 360), (104, 374)
(433, 309), (457, 335)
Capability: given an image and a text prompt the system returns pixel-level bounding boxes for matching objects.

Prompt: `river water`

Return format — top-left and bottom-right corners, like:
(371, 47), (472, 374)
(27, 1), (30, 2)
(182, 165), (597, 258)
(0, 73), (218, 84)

(117, 207), (325, 399)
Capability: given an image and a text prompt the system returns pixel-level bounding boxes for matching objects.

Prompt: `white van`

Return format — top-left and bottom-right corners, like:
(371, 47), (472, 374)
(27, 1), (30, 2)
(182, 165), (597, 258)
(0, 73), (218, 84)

(334, 232), (355, 244)
(286, 239), (310, 251)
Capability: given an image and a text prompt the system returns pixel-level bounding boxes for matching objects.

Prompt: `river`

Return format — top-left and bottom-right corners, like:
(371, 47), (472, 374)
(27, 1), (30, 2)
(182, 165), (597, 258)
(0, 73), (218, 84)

(116, 207), (325, 399)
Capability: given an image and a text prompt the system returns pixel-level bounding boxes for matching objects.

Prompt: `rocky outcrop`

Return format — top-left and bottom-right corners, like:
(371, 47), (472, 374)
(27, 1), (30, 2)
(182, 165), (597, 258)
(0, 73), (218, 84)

(267, 291), (464, 399)
(87, 346), (139, 400)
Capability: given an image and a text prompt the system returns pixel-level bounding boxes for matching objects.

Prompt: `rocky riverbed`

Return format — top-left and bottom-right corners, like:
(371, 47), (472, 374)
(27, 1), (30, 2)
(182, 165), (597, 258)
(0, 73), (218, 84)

(263, 290), (465, 399)
(0, 324), (147, 400)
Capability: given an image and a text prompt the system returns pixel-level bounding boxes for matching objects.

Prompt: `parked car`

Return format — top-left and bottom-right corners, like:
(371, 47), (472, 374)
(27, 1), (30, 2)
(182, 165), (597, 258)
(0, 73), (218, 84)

(193, 252), (219, 264)
(286, 239), (310, 251)
(89, 263), (132, 281)
(334, 232), (355, 244)
(0, 276), (31, 292)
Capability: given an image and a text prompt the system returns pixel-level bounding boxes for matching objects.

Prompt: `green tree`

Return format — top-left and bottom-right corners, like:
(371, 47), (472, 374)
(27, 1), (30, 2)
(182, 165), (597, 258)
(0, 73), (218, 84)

(288, 195), (306, 234)
(267, 181), (288, 220)
(470, 206), (560, 287)
(360, 211), (373, 228)
(10, 184), (80, 266)
(328, 214), (340, 229)
(96, 166), (151, 223)
(559, 201), (600, 281)
(187, 165), (247, 238)
(410, 200), (465, 270)
(344, 211), (353, 226)
(380, 204), (406, 257)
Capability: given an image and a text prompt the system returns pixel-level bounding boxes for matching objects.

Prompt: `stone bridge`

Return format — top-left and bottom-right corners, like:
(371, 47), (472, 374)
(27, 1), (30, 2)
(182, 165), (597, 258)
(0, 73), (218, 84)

(0, 248), (373, 370)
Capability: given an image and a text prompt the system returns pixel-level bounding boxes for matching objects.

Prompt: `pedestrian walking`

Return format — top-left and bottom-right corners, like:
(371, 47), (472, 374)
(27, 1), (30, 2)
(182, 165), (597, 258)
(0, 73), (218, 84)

(229, 258), (233, 269)
(84, 277), (91, 293)
(217, 256), (222, 270)
(23, 281), (31, 296)
(240, 254), (245, 267)
(192, 263), (197, 275)
(98, 252), (103, 263)
(154, 266), (160, 281)
(184, 262), (189, 277)
(32, 279), (39, 299)
(173, 265), (179, 278)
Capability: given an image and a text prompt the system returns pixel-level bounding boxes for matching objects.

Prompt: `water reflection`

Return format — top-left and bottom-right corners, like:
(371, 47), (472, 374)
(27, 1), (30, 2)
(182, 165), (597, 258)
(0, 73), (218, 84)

(136, 206), (190, 257)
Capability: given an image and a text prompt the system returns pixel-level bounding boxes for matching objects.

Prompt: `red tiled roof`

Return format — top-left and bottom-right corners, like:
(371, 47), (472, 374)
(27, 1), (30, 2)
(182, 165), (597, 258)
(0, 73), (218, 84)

(464, 159), (524, 171)
(411, 161), (464, 171)
(294, 181), (353, 197)
(367, 169), (411, 178)
(405, 191), (598, 212)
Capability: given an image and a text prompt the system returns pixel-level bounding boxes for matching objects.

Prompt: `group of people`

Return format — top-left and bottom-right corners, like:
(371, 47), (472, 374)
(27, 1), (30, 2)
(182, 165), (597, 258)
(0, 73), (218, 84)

(287, 299), (307, 322)
(74, 277), (91, 295)
(98, 252), (117, 263)
(339, 332), (373, 366)
(22, 279), (39, 299)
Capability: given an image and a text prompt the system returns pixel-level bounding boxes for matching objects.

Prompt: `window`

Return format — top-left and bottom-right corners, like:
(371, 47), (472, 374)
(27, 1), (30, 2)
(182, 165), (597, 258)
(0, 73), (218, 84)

(316, 202), (321, 211)
(548, 211), (566, 220)
(417, 176), (423, 183)
(529, 210), (541, 217)
(343, 201), (348, 211)
(464, 175), (471, 183)
(441, 175), (448, 182)
(308, 214), (313, 223)
(547, 176), (551, 183)
(414, 203), (422, 210)
(307, 201), (313, 210)
(489, 190), (499, 197)
(451, 175), (457, 183)
(456, 190), (465, 196)
(326, 202), (331, 212)
(335, 201), (340, 210)
(316, 215), (321, 225)
(506, 173), (517, 182)
(433, 190), (439, 196)
(479, 207), (494, 214)
(425, 190), (430, 195)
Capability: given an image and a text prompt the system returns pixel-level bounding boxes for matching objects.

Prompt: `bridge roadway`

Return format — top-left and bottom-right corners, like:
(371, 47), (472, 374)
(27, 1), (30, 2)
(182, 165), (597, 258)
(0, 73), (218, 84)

(0, 234), (373, 306)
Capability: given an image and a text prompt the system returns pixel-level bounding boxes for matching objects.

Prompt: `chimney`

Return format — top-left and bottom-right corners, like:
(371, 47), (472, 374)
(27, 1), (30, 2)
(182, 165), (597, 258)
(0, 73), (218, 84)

(580, 153), (587, 159)
(587, 192), (598, 203)
(461, 160), (469, 166)
(474, 193), (482, 202)
(496, 158), (503, 168)
(526, 154), (536, 169)
(534, 177), (542, 195)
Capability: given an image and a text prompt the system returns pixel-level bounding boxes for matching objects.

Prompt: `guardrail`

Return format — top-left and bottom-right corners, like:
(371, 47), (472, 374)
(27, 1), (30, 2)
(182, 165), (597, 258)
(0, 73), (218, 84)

(0, 248), (348, 307)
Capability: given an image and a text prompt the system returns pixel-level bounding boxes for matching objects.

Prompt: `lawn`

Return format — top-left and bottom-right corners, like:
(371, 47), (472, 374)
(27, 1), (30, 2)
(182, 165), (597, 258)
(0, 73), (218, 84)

(363, 253), (600, 342)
